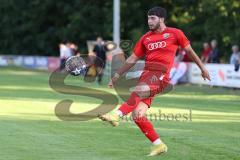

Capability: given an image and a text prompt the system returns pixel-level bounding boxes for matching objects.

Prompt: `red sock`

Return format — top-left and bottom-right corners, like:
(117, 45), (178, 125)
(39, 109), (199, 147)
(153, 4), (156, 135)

(118, 92), (140, 115)
(133, 116), (159, 142)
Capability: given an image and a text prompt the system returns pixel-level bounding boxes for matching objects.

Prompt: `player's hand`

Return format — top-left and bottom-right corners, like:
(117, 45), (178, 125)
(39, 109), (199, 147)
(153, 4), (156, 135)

(108, 79), (113, 88)
(108, 73), (120, 88)
(201, 68), (211, 81)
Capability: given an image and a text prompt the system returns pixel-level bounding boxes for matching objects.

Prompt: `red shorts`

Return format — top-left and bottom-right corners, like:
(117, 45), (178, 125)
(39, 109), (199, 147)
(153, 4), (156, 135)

(137, 70), (170, 107)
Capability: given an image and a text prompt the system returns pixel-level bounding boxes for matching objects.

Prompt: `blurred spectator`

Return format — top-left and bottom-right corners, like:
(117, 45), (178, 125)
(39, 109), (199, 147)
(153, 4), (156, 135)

(93, 37), (106, 85)
(170, 50), (187, 85)
(230, 45), (240, 71)
(208, 39), (220, 63)
(69, 42), (81, 56)
(201, 42), (212, 63)
(230, 45), (240, 64)
(59, 41), (72, 70)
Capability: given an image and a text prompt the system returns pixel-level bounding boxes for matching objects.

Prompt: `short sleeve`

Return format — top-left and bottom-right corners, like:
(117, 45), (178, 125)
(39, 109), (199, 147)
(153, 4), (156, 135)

(133, 36), (146, 58)
(177, 30), (190, 48)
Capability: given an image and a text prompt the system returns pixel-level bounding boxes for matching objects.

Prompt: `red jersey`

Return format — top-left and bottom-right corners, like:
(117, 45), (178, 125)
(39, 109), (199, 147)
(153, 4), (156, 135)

(133, 27), (190, 75)
(201, 47), (212, 59)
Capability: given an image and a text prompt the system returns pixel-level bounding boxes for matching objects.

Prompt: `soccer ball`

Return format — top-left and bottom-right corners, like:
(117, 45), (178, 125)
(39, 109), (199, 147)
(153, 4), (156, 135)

(65, 56), (87, 76)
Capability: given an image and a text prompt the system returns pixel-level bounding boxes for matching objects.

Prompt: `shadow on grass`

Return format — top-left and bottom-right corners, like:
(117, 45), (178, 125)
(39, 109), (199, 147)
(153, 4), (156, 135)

(0, 117), (239, 160)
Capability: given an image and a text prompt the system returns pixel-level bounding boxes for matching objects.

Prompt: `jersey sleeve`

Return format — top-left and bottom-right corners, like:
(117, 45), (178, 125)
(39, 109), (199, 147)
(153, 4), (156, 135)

(133, 36), (146, 58)
(176, 30), (190, 48)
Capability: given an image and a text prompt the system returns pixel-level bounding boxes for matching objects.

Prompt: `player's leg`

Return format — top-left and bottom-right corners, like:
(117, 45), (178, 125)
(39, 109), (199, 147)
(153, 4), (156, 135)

(170, 62), (187, 85)
(132, 101), (168, 156)
(99, 69), (160, 126)
(116, 77), (166, 117)
(98, 70), (168, 126)
(99, 81), (151, 126)
(94, 58), (105, 84)
(98, 91), (141, 127)
(96, 66), (103, 84)
(60, 58), (66, 70)
(97, 61), (106, 84)
(117, 82), (150, 115)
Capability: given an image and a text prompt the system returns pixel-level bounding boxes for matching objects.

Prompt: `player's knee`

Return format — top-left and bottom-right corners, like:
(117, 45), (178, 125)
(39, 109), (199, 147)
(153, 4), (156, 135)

(135, 84), (150, 99)
(132, 110), (145, 120)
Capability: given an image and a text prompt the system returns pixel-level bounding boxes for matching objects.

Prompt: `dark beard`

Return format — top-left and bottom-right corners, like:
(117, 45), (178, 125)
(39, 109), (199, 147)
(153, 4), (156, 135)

(149, 22), (160, 31)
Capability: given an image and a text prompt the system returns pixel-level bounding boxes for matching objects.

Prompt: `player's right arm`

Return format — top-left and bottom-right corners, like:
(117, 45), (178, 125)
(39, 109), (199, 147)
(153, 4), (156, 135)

(108, 53), (139, 88)
(109, 35), (146, 88)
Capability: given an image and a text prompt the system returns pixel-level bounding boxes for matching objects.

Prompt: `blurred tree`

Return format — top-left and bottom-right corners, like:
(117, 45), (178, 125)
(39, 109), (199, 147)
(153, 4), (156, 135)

(0, 0), (239, 61)
(121, 0), (240, 61)
(0, 0), (113, 55)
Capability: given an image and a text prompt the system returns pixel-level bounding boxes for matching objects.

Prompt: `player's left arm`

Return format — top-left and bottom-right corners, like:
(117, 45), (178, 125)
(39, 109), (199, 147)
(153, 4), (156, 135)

(184, 45), (211, 81)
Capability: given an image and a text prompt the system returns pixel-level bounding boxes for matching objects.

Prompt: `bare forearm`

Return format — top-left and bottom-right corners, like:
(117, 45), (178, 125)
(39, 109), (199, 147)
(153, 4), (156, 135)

(115, 54), (139, 76)
(185, 45), (205, 71)
(184, 45), (211, 81)
(116, 62), (135, 76)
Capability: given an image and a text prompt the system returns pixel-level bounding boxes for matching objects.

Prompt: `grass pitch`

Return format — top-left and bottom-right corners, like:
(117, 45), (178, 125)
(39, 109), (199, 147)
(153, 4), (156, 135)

(0, 67), (239, 160)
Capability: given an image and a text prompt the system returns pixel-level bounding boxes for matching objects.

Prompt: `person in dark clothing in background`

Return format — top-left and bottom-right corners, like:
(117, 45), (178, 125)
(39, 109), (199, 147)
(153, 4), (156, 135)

(93, 37), (107, 84)
(209, 39), (220, 63)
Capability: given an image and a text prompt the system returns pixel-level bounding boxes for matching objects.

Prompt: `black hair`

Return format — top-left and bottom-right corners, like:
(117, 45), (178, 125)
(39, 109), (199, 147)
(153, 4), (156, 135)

(147, 7), (167, 20)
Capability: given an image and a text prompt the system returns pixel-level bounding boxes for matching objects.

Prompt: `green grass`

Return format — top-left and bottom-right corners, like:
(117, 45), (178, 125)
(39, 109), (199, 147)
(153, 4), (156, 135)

(0, 67), (240, 160)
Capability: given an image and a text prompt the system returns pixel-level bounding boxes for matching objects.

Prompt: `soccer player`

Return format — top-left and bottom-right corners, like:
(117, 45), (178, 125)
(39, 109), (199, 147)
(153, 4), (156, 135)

(99, 6), (211, 156)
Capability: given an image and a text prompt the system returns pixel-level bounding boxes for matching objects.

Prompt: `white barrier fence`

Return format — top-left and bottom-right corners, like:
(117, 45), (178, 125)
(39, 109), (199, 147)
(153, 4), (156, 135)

(1, 55), (239, 88)
(125, 61), (240, 89)
(0, 55), (60, 71)
(0, 54), (111, 76)
(188, 63), (240, 88)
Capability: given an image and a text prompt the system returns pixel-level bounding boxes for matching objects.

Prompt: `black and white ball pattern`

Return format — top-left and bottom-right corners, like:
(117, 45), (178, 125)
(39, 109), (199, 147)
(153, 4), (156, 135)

(65, 56), (87, 76)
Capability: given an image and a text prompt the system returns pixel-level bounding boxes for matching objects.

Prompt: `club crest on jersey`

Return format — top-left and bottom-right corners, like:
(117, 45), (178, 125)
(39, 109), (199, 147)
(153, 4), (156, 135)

(163, 33), (170, 39)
